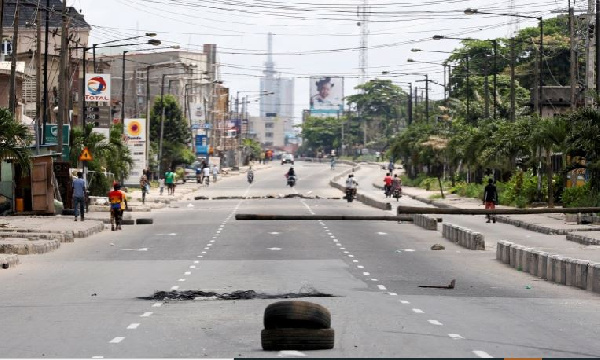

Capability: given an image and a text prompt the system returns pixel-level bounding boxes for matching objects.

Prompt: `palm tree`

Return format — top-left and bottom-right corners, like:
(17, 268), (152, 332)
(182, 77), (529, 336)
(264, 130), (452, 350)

(0, 108), (32, 170)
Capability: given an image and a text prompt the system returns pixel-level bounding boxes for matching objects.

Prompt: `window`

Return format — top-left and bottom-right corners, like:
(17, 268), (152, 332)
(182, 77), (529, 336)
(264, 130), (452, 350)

(265, 122), (274, 129)
(265, 132), (273, 138)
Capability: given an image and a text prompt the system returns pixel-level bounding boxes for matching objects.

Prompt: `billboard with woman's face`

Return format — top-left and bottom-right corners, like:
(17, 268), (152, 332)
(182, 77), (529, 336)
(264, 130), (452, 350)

(309, 76), (344, 113)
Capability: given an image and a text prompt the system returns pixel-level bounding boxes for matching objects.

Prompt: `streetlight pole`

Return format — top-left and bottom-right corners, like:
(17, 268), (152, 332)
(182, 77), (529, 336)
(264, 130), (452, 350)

(121, 50), (128, 133)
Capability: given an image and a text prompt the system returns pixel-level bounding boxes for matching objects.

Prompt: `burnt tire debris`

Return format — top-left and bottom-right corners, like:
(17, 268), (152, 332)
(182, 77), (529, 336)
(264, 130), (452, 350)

(264, 301), (331, 329)
(138, 289), (334, 302)
(136, 218), (153, 225)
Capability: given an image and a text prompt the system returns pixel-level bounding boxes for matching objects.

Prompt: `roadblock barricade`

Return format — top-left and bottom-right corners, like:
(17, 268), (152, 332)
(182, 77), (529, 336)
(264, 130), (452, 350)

(442, 223), (484, 249)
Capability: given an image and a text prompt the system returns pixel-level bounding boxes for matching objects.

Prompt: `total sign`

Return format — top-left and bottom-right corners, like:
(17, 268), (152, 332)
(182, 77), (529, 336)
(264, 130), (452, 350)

(85, 74), (111, 102)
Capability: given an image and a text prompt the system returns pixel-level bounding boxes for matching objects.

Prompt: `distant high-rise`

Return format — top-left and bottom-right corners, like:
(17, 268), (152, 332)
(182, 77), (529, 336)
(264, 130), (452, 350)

(260, 33), (295, 135)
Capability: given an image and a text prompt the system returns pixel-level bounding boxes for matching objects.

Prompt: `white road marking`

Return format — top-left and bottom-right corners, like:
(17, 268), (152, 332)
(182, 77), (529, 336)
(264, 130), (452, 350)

(473, 350), (493, 358)
(377, 285), (387, 290)
(404, 249), (416, 252)
(210, 240), (215, 243)
(412, 308), (424, 314)
(204, 247), (210, 250)
(277, 350), (307, 357)
(184, 271), (191, 275)
(377, 232), (387, 235)
(157, 233), (177, 236)
(340, 247), (346, 250)
(92, 356), (104, 359)
(269, 232), (280, 235)
(217, 231), (221, 234)
(330, 235), (335, 238)
(268, 247), (282, 251)
(109, 337), (125, 344)
(348, 255), (354, 258)
(343, 251), (349, 254)
(120, 248), (148, 252)
(371, 279), (378, 281)
(202, 251), (207, 254)
(448, 334), (464, 340)
(170, 286), (179, 290)
(363, 272), (370, 275)
(357, 265), (364, 269)
(333, 239), (338, 242)
(127, 323), (140, 330)
(197, 256), (203, 258)
(152, 302), (162, 307)
(207, 244), (213, 246)
(428, 320), (443, 326)
(353, 260), (359, 263)
(336, 244), (342, 247)
(178, 279), (186, 282)
(389, 293), (398, 296)
(140, 312), (153, 317)
(400, 300), (410, 304)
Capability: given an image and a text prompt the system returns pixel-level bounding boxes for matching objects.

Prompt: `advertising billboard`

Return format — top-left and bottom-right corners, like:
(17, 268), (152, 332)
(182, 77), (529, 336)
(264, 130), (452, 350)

(195, 134), (208, 156)
(309, 76), (344, 114)
(189, 102), (206, 125)
(123, 118), (147, 186)
(85, 74), (111, 102)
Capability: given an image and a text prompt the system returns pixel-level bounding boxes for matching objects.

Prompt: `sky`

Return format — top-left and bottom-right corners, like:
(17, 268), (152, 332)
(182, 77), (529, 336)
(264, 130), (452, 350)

(74, 0), (578, 123)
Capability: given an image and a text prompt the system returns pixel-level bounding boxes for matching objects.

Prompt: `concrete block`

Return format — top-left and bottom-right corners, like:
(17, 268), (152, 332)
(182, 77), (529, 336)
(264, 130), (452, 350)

(496, 241), (505, 261)
(521, 247), (533, 273)
(501, 241), (513, 264)
(547, 255), (560, 282)
(553, 256), (568, 285)
(588, 263), (600, 292)
(510, 245), (518, 268)
(528, 250), (539, 276)
(537, 252), (548, 279)
(472, 232), (485, 250)
(574, 260), (590, 290)
(565, 258), (577, 287)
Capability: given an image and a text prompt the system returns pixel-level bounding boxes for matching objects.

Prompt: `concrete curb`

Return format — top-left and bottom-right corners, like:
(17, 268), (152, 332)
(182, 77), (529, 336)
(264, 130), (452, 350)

(0, 231), (70, 243)
(496, 240), (600, 293)
(442, 223), (485, 249)
(0, 238), (61, 255)
(0, 254), (19, 269)
(413, 214), (439, 231)
(566, 232), (600, 246)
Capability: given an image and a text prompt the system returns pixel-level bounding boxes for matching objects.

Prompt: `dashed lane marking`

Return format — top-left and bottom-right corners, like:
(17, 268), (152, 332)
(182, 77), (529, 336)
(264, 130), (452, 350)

(127, 323), (140, 330)
(353, 260), (359, 263)
(152, 302), (162, 308)
(412, 308), (424, 314)
(140, 312), (153, 317)
(377, 285), (387, 290)
(109, 337), (125, 344)
(184, 271), (191, 275)
(389, 293), (397, 296)
(363, 272), (370, 275)
(348, 255), (354, 258)
(448, 334), (464, 340)
(357, 265), (364, 269)
(91, 356), (104, 359)
(178, 279), (186, 282)
(400, 300), (410, 304)
(170, 286), (179, 291)
(473, 351), (493, 358)
(428, 320), (443, 326)
(371, 279), (378, 281)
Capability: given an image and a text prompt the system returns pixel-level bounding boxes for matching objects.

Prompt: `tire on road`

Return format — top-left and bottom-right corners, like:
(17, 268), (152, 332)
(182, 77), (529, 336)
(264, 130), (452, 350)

(264, 301), (331, 329)
(261, 328), (334, 351)
(62, 209), (75, 216)
(136, 218), (154, 225)
(121, 219), (135, 225)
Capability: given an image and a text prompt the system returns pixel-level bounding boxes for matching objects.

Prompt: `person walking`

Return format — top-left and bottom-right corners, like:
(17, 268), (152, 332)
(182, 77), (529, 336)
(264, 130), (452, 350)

(212, 164), (219, 183)
(388, 161), (395, 176)
(483, 178), (498, 223)
(72, 171), (86, 222)
(159, 177), (165, 196)
(139, 170), (149, 204)
(203, 166), (211, 186)
(108, 182), (128, 231)
(165, 168), (175, 195)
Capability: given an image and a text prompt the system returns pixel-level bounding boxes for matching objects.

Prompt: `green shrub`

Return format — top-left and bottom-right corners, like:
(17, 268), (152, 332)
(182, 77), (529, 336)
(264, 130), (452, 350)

(562, 183), (600, 207)
(175, 168), (185, 182)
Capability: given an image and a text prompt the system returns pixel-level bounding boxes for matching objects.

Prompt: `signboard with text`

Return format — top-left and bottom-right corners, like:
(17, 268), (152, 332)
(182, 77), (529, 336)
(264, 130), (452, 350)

(84, 74), (111, 102)
(195, 134), (208, 156)
(43, 124), (70, 161)
(123, 118), (147, 186)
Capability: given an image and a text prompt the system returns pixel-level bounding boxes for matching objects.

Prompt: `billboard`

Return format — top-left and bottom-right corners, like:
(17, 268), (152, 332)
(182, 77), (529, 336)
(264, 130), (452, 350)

(309, 76), (344, 114)
(189, 102), (206, 125)
(195, 134), (208, 156)
(85, 74), (111, 102)
(124, 118), (147, 186)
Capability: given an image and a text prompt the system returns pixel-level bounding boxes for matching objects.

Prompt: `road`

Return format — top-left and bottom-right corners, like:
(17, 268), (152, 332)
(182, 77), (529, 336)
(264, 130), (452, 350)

(1, 161), (600, 358)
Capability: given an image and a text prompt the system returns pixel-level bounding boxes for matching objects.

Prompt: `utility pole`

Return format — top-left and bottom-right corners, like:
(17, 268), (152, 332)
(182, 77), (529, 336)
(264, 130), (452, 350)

(414, 86), (418, 122)
(408, 82), (413, 125)
(0, 0), (5, 62)
(425, 74), (429, 121)
(484, 67), (490, 118)
(493, 39), (497, 119)
(586, 0), (595, 106)
(8, 0), (19, 115)
(57, 1), (68, 157)
(466, 55), (470, 123)
(596, 0), (600, 103)
(42, 0), (49, 139)
(570, 6), (577, 110)
(35, 4), (41, 153)
(510, 38), (516, 121)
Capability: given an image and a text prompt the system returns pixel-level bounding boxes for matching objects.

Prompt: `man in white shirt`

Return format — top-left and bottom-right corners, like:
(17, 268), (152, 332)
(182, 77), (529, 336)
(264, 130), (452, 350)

(203, 166), (210, 185)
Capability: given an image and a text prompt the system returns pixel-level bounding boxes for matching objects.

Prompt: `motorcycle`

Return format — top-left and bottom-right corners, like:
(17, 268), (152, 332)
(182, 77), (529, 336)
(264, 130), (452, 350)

(346, 187), (357, 202)
(247, 170), (254, 184)
(393, 187), (402, 201)
(287, 175), (296, 187)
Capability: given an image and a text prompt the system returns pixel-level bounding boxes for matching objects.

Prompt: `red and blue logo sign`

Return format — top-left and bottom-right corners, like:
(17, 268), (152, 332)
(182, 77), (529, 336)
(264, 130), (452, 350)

(85, 74), (110, 102)
(87, 76), (107, 95)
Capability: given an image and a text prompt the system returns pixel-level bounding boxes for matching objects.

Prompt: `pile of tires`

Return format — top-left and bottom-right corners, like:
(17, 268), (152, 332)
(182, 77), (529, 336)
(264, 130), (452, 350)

(261, 301), (334, 351)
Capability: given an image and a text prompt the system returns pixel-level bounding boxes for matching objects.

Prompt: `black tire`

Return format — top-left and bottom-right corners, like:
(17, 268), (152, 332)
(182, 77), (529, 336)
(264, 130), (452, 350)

(264, 301), (331, 329)
(261, 328), (334, 351)
(62, 209), (75, 216)
(136, 218), (154, 225)
(121, 219), (135, 225)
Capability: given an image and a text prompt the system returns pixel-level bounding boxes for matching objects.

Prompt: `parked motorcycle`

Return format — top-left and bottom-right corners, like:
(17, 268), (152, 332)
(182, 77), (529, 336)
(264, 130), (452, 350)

(393, 187), (402, 201)
(247, 170), (254, 184)
(346, 187), (357, 202)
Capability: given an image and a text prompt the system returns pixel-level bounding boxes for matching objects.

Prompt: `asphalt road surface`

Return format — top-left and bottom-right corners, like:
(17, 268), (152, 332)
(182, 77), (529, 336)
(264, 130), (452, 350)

(1, 161), (599, 358)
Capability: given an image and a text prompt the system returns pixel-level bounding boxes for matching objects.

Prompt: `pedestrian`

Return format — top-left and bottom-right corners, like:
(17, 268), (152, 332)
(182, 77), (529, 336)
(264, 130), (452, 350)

(212, 164), (218, 183)
(203, 165), (210, 186)
(260, 152), (265, 165)
(108, 182), (128, 231)
(139, 170), (149, 204)
(159, 177), (165, 195)
(72, 171), (86, 222)
(388, 161), (395, 176)
(165, 168), (175, 195)
(483, 178), (498, 223)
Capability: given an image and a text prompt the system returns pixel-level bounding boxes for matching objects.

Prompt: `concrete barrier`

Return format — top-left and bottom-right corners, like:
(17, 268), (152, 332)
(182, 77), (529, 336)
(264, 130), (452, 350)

(495, 240), (600, 294)
(413, 214), (438, 231)
(566, 232), (600, 246)
(0, 254), (19, 269)
(442, 223), (484, 249)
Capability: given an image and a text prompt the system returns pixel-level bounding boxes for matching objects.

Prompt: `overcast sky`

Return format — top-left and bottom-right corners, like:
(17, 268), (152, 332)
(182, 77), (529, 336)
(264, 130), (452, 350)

(74, 0), (576, 122)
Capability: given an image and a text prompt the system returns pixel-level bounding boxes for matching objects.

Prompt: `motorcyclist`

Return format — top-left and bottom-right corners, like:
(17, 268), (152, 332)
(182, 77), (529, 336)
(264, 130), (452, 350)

(383, 172), (393, 198)
(392, 174), (402, 197)
(286, 167), (296, 186)
(247, 166), (254, 183)
(345, 174), (358, 200)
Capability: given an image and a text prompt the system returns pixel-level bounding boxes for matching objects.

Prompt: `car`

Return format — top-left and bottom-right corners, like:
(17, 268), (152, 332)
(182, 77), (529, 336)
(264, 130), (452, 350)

(281, 154), (294, 165)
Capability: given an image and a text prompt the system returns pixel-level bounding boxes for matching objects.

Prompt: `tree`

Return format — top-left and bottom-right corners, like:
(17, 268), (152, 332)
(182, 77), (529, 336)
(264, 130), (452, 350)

(566, 108), (600, 193)
(0, 108), (32, 170)
(149, 94), (193, 171)
(298, 116), (343, 155)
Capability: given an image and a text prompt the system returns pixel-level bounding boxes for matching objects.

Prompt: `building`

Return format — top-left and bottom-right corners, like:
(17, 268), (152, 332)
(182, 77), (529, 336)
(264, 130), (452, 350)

(256, 33), (295, 143)
(533, 86), (583, 118)
(248, 115), (285, 147)
(1, 1), (90, 122)
(99, 50), (209, 122)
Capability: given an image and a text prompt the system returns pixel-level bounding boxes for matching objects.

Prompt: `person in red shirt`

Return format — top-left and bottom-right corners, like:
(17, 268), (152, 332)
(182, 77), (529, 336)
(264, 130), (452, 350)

(383, 173), (393, 198)
(108, 182), (128, 231)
